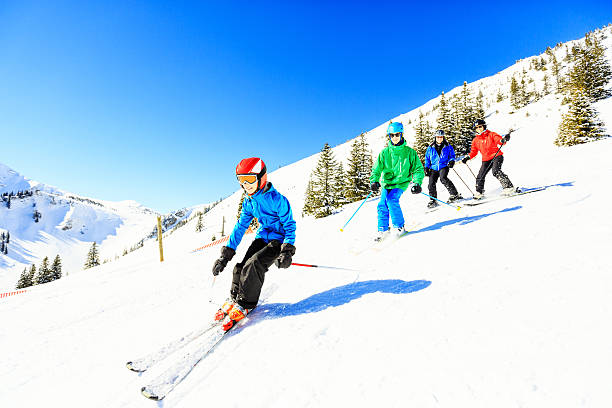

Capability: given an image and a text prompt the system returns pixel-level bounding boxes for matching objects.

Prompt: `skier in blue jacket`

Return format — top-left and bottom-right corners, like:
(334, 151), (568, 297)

(424, 130), (462, 208)
(211, 157), (296, 331)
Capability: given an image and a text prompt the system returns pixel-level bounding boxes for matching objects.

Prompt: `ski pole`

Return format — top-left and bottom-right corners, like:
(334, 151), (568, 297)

(420, 192), (461, 210)
(452, 168), (474, 196)
(291, 262), (362, 272)
(340, 191), (372, 232)
(464, 160), (478, 180)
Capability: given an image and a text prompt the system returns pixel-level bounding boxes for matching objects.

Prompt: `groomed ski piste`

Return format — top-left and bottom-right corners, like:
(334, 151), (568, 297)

(2, 100), (612, 407)
(2, 31), (612, 406)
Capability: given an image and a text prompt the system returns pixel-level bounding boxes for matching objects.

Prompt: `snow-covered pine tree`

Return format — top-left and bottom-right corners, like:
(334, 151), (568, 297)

(550, 53), (563, 93)
(413, 111), (432, 162)
(195, 211), (204, 232)
(302, 178), (317, 217)
(15, 268), (32, 289)
(35, 257), (52, 285)
(475, 90), (485, 122)
(555, 86), (606, 146)
(436, 91), (453, 139)
(455, 82), (476, 155)
(51, 255), (62, 281)
(305, 143), (345, 218)
(345, 133), (373, 203)
(84, 242), (100, 269)
(567, 32), (612, 102)
(510, 76), (522, 110)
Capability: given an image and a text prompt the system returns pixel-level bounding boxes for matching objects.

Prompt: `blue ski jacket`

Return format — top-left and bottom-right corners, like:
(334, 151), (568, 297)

(424, 140), (456, 171)
(228, 182), (296, 250)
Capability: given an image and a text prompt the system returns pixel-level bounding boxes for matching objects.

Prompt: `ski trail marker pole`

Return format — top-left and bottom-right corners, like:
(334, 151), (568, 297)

(420, 192), (461, 210)
(340, 191), (372, 232)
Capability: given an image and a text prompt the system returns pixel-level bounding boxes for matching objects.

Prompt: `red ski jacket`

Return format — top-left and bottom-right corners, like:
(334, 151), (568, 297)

(468, 130), (504, 162)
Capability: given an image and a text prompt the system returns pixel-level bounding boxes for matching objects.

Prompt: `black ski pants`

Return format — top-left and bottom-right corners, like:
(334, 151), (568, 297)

(475, 155), (513, 194)
(231, 238), (281, 309)
(427, 167), (458, 198)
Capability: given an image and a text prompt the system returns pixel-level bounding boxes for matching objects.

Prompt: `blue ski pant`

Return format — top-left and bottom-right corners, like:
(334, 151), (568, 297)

(377, 188), (405, 231)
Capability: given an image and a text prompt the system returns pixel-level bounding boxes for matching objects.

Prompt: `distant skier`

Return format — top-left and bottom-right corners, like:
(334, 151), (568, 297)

(424, 130), (462, 208)
(211, 157), (296, 331)
(461, 119), (515, 199)
(370, 122), (425, 241)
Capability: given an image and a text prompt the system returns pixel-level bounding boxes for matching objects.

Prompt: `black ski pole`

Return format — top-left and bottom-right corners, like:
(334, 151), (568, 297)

(452, 168), (474, 196)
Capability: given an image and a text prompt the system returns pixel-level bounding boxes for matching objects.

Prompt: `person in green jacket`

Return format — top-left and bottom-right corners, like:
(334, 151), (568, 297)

(370, 122), (425, 241)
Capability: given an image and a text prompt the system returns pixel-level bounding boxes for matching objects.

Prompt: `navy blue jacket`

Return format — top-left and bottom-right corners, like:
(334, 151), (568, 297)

(425, 140), (456, 171)
(228, 183), (296, 250)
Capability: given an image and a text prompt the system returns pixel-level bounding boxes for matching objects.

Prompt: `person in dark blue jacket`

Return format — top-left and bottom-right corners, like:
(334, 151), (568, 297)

(424, 130), (462, 208)
(211, 157), (296, 331)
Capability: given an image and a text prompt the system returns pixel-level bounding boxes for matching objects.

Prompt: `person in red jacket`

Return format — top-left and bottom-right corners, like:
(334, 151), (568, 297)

(461, 119), (516, 199)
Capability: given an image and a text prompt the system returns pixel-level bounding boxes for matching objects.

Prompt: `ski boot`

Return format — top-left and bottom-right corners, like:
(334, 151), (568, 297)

(473, 191), (484, 200)
(374, 230), (390, 242)
(394, 226), (406, 237)
(427, 199), (439, 209)
(502, 187), (520, 196)
(221, 303), (251, 332)
(214, 298), (236, 322)
(448, 194), (463, 203)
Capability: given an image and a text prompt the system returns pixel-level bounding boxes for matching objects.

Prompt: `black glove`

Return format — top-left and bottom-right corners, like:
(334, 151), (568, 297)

(370, 182), (380, 193)
(424, 168), (431, 177)
(212, 246), (235, 276)
(502, 134), (511, 143)
(461, 156), (470, 164)
(275, 243), (296, 269)
(448, 160), (455, 169)
(410, 184), (422, 194)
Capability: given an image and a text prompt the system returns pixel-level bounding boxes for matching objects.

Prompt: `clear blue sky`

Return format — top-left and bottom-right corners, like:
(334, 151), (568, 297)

(1, 1), (610, 213)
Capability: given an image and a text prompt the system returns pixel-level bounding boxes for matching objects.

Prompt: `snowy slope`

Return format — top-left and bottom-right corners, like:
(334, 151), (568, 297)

(1, 28), (612, 408)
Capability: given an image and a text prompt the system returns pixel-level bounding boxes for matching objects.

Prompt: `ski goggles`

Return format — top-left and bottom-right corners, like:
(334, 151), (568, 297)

(388, 132), (403, 138)
(236, 174), (258, 184)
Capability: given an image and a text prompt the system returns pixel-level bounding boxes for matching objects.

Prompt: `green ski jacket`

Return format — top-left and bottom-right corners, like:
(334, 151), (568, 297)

(370, 140), (425, 191)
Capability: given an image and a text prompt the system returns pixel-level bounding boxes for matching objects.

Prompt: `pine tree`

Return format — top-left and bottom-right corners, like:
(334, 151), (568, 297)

(27, 264), (36, 285)
(567, 32), (612, 102)
(35, 257), (52, 284)
(510, 77), (522, 110)
(542, 74), (551, 95)
(84, 242), (100, 269)
(345, 133), (373, 203)
(436, 92), (453, 138)
(302, 178), (317, 217)
(555, 87), (606, 146)
(304, 143), (346, 218)
(51, 255), (62, 281)
(474, 90), (486, 122)
(413, 111), (432, 162)
(195, 211), (204, 232)
(550, 54), (563, 93)
(16, 268), (32, 289)
(496, 89), (504, 102)
(454, 82), (476, 155)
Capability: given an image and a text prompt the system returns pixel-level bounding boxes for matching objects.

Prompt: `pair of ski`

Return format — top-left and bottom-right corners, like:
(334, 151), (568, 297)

(127, 318), (242, 401)
(126, 295), (268, 401)
(127, 281), (278, 401)
(426, 187), (545, 212)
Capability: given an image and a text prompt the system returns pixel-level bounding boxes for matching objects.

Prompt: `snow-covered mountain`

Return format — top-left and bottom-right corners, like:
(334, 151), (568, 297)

(1, 26), (612, 408)
(0, 164), (163, 288)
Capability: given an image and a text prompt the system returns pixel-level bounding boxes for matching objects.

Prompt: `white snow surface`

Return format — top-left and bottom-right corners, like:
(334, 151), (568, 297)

(2, 28), (612, 407)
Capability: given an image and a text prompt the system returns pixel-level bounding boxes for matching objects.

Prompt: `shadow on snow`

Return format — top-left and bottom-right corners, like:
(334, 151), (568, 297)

(253, 279), (431, 320)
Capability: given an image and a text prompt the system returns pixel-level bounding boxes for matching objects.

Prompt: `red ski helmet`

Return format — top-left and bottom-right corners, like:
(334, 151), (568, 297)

(236, 157), (267, 195)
